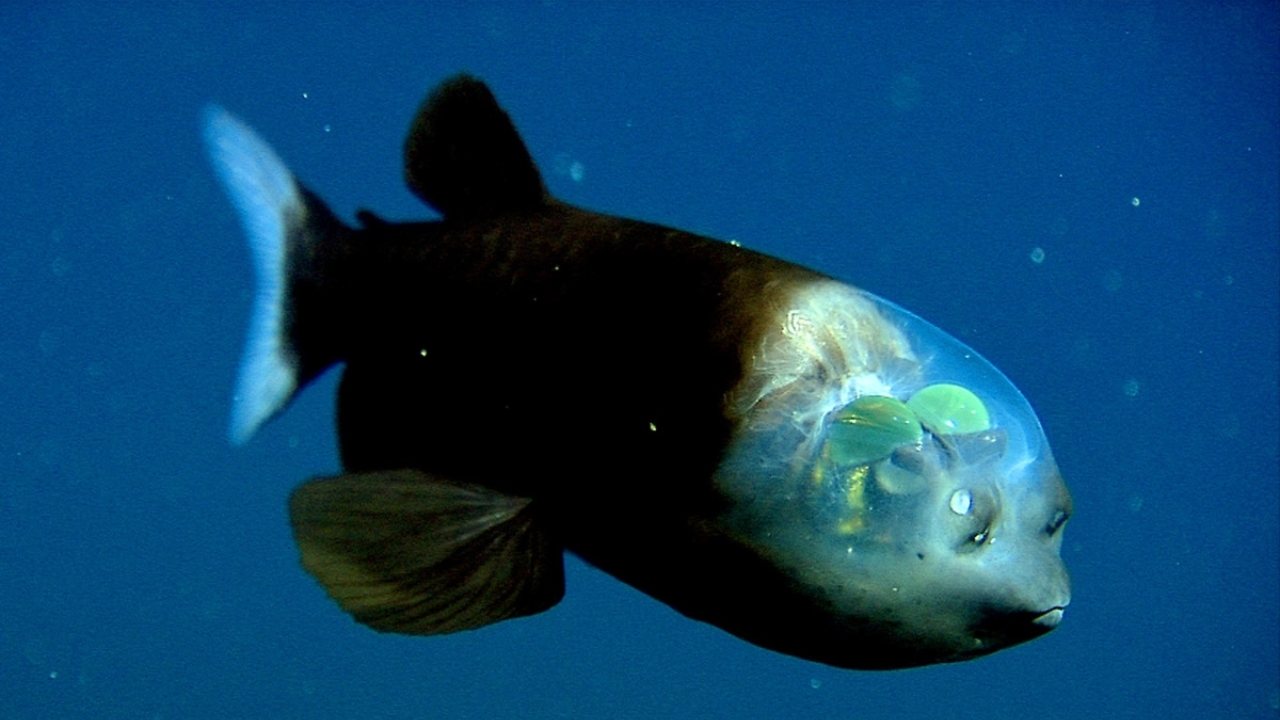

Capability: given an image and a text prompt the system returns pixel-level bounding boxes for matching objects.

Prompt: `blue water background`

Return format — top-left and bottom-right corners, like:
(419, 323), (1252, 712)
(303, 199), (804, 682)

(2, 3), (1276, 718)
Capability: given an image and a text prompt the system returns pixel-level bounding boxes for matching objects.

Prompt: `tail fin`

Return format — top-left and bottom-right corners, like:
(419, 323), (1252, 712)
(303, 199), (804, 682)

(202, 106), (325, 445)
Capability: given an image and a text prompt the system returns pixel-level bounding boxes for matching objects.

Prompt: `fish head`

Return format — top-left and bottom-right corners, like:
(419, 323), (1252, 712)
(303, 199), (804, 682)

(713, 280), (1072, 668)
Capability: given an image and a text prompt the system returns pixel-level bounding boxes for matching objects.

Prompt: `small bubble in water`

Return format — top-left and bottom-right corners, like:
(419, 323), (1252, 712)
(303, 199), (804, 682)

(1102, 269), (1123, 293)
(810, 678), (822, 689)
(1131, 197), (1140, 207)
(38, 328), (60, 356)
(552, 153), (586, 183)
(1029, 247), (1045, 264)
(323, 124), (332, 133)
(1123, 378), (1140, 397)
(50, 256), (71, 277)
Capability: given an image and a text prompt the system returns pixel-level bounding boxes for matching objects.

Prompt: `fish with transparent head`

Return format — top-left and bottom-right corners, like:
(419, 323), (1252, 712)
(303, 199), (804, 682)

(204, 73), (1071, 669)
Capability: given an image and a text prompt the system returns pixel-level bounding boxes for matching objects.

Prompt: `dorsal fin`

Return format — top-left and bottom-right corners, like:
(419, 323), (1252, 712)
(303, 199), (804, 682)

(403, 74), (547, 219)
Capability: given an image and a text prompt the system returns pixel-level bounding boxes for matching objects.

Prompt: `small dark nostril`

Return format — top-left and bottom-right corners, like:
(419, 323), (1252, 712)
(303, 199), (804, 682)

(890, 445), (925, 474)
(1046, 509), (1069, 535)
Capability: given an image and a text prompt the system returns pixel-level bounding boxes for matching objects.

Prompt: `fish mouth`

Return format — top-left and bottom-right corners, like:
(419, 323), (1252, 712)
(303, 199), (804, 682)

(1032, 606), (1066, 629)
(970, 602), (1068, 651)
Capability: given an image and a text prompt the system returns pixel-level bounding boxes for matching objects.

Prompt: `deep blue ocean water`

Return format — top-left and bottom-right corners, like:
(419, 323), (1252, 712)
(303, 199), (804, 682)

(2, 3), (1276, 719)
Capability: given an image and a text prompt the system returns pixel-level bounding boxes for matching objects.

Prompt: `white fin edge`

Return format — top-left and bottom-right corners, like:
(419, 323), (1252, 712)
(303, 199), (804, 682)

(203, 105), (301, 445)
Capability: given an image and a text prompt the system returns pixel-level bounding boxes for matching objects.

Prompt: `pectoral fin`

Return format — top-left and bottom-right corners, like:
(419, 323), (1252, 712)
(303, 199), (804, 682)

(288, 470), (564, 635)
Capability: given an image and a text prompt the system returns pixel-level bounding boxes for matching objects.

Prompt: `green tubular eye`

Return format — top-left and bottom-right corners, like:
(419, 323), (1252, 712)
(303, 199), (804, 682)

(907, 383), (991, 435)
(826, 395), (923, 466)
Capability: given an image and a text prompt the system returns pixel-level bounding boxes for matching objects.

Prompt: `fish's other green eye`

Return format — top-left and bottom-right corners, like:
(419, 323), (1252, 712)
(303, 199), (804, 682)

(908, 383), (990, 435)
(826, 395), (923, 466)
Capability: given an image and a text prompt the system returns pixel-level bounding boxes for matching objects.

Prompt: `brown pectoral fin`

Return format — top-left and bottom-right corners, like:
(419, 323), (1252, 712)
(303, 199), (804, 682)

(288, 470), (564, 635)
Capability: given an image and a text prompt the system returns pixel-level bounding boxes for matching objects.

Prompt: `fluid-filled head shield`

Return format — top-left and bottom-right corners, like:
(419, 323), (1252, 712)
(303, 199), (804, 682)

(714, 280), (1071, 668)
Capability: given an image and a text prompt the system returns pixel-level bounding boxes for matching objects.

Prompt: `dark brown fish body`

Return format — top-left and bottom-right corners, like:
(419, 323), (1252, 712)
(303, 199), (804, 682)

(330, 205), (808, 479)
(205, 75), (1072, 669)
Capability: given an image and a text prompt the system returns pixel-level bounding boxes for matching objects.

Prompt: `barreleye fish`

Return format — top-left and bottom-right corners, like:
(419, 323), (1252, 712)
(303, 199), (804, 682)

(203, 74), (1072, 670)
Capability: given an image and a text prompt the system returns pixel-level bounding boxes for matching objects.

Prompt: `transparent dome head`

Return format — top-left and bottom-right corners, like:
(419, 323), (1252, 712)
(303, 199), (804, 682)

(711, 279), (1069, 666)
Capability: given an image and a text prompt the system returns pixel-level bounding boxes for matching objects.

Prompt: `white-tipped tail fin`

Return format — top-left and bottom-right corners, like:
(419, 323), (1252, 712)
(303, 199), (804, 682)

(203, 106), (301, 445)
